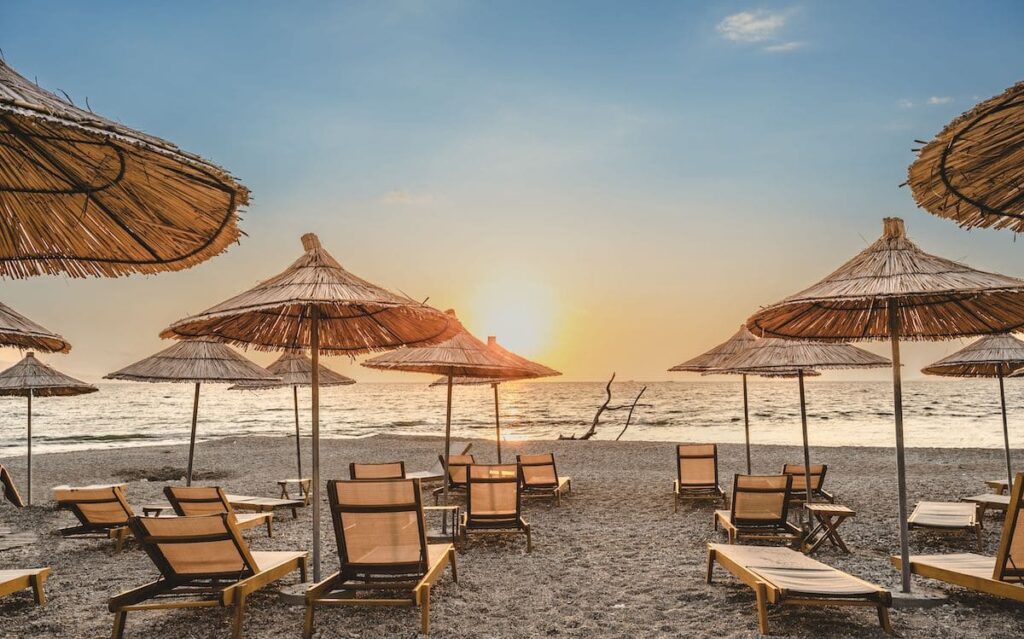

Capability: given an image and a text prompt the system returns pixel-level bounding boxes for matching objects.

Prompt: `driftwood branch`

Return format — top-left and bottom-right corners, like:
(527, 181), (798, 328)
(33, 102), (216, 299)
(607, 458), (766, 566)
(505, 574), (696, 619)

(615, 386), (647, 441)
(560, 374), (651, 440)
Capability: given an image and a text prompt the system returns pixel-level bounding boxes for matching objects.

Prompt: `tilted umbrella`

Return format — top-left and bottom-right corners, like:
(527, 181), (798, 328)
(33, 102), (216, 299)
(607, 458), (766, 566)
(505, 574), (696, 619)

(670, 325), (820, 474)
(0, 302), (70, 353)
(0, 59), (249, 278)
(747, 217), (1024, 593)
(363, 317), (538, 504)
(428, 336), (560, 462)
(908, 82), (1024, 233)
(923, 333), (1024, 488)
(230, 351), (355, 479)
(0, 352), (97, 504)
(161, 233), (457, 580)
(714, 337), (890, 515)
(105, 338), (278, 486)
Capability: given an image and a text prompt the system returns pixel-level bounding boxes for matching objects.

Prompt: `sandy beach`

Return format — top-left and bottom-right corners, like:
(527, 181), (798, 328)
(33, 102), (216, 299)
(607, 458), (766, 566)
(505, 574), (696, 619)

(0, 435), (1021, 638)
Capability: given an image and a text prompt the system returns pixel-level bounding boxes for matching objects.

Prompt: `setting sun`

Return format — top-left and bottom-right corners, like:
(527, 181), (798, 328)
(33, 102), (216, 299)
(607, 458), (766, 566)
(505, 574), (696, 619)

(466, 275), (557, 357)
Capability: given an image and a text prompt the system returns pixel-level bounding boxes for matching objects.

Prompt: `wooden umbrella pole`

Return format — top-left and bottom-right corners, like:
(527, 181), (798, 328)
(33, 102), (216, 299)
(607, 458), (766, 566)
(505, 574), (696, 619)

(798, 370), (814, 531)
(443, 374), (453, 506)
(311, 307), (322, 582)
(999, 372), (1013, 489)
(186, 382), (200, 487)
(493, 383), (502, 463)
(293, 385), (303, 479)
(742, 374), (752, 474)
(888, 300), (912, 593)
(26, 390), (32, 506)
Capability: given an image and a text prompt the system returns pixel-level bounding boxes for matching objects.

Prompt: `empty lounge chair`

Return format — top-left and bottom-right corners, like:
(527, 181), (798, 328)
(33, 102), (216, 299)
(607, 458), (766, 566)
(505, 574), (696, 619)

(432, 454), (476, 504)
(462, 464), (531, 552)
(674, 444), (726, 511)
(782, 463), (834, 503)
(0, 568), (49, 605)
(517, 453), (572, 505)
(1, 464), (26, 508)
(714, 475), (801, 546)
(907, 501), (982, 550)
(164, 486), (274, 538)
(53, 484), (134, 550)
(349, 461), (406, 480)
(407, 442), (472, 483)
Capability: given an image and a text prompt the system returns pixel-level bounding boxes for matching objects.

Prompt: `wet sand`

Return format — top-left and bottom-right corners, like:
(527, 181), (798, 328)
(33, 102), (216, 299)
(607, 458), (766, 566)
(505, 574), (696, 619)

(1, 435), (1022, 638)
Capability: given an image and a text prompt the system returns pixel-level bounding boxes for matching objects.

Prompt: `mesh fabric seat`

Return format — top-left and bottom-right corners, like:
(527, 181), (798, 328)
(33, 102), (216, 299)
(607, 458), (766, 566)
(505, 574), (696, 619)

(714, 475), (801, 546)
(0, 464), (25, 508)
(164, 486), (274, 538)
(908, 501), (982, 550)
(674, 444), (726, 511)
(461, 464), (531, 552)
(782, 464), (834, 503)
(517, 454), (571, 505)
(53, 485), (134, 550)
(432, 454), (475, 504)
(349, 461), (406, 480)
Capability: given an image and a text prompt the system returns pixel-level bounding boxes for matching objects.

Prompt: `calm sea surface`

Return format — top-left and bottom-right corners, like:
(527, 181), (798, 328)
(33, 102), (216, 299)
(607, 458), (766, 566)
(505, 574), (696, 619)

(2, 380), (1023, 457)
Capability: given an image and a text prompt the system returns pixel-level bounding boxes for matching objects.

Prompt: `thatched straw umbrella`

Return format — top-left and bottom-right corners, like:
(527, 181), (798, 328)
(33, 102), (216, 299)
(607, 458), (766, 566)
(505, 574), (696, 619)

(161, 233), (457, 580)
(0, 60), (249, 278)
(428, 336), (560, 462)
(0, 353), (97, 504)
(923, 334), (1024, 488)
(715, 338), (890, 515)
(363, 316), (538, 503)
(0, 301), (70, 353)
(907, 82), (1024, 233)
(747, 217), (1024, 593)
(229, 351), (355, 479)
(105, 338), (278, 486)
(669, 326), (820, 474)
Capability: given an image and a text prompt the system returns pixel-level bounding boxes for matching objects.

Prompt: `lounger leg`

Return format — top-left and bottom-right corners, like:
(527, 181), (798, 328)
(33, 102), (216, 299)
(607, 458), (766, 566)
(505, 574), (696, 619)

(975, 524), (983, 552)
(754, 582), (769, 635)
(878, 605), (895, 636)
(111, 611), (127, 639)
(266, 517), (273, 538)
(705, 549), (716, 583)
(449, 548), (458, 583)
(113, 528), (129, 551)
(31, 573), (45, 605)
(231, 594), (247, 639)
(525, 524), (533, 553)
(421, 585), (431, 634)
(302, 602), (315, 639)
(300, 555), (309, 583)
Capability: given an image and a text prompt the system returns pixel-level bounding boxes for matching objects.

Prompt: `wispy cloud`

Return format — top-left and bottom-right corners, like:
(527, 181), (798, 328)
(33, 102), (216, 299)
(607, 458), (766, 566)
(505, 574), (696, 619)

(763, 41), (805, 53)
(379, 189), (433, 205)
(897, 98), (914, 109)
(927, 96), (952, 105)
(717, 9), (804, 53)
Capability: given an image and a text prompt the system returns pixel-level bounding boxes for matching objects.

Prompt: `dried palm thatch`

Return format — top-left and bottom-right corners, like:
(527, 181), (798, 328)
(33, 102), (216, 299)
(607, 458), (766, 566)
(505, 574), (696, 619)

(908, 82), (1024, 232)
(428, 336), (561, 386)
(104, 338), (278, 384)
(229, 351), (355, 390)
(924, 334), (1024, 378)
(670, 326), (818, 378)
(747, 218), (1024, 341)
(0, 60), (249, 278)
(713, 338), (891, 373)
(0, 301), (70, 353)
(161, 234), (456, 352)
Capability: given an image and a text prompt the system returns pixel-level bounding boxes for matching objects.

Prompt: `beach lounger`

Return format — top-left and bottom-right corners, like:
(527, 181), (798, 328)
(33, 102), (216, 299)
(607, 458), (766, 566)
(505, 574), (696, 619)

(907, 501), (982, 550)
(109, 514), (307, 639)
(715, 475), (801, 546)
(303, 478), (456, 637)
(708, 543), (894, 636)
(1, 464), (26, 508)
(0, 568), (49, 605)
(674, 444), (726, 511)
(782, 463), (834, 503)
(517, 453), (572, 505)
(431, 454), (476, 504)
(461, 463), (532, 552)
(226, 494), (305, 519)
(164, 486), (274, 538)
(985, 479), (1010, 495)
(349, 461), (406, 479)
(962, 493), (1011, 519)
(407, 442), (472, 483)
(53, 484), (134, 550)
(893, 472), (1024, 604)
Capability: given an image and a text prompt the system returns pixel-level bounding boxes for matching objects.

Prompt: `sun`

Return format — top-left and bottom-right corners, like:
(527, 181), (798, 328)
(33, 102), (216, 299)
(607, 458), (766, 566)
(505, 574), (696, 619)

(467, 277), (556, 357)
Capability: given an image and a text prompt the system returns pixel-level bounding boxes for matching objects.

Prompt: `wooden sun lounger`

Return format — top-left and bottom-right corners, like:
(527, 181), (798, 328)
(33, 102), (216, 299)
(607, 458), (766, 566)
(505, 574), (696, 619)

(893, 472), (1024, 604)
(708, 543), (893, 636)
(673, 444), (725, 511)
(517, 453), (571, 505)
(431, 453), (476, 504)
(165, 486), (274, 537)
(226, 494), (305, 519)
(715, 475), (802, 546)
(907, 501), (982, 550)
(461, 463), (532, 552)
(53, 484), (134, 550)
(961, 493), (1011, 519)
(782, 463), (834, 503)
(0, 568), (49, 605)
(304, 478), (457, 636)
(109, 514), (307, 639)
(1, 464), (26, 508)
(350, 461), (406, 479)
(407, 442), (472, 483)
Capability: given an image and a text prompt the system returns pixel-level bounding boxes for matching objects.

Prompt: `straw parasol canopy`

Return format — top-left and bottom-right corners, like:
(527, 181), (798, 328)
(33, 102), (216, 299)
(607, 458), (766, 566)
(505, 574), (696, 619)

(427, 336), (560, 462)
(230, 351), (355, 479)
(161, 233), (457, 581)
(923, 333), (1024, 488)
(0, 301), (70, 353)
(0, 60), (249, 278)
(0, 352), (96, 504)
(747, 216), (1024, 594)
(907, 82), (1024, 233)
(105, 338), (278, 486)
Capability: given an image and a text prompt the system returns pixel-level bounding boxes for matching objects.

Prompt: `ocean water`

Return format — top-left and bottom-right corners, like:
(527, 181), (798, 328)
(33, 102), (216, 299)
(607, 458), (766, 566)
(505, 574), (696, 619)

(1, 379), (1023, 457)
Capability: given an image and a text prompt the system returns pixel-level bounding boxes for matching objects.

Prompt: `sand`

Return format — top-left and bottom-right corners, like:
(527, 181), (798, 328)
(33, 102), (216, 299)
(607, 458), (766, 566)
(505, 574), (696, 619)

(1, 435), (1022, 638)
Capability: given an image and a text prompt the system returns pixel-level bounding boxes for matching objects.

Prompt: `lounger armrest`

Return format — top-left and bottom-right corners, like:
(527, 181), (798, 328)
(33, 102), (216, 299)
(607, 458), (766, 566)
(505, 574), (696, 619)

(305, 571), (343, 601)
(108, 580), (171, 612)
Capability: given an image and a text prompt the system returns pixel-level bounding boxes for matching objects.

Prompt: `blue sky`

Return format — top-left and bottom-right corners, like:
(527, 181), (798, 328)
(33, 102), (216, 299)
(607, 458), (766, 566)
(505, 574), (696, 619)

(2, 1), (1023, 381)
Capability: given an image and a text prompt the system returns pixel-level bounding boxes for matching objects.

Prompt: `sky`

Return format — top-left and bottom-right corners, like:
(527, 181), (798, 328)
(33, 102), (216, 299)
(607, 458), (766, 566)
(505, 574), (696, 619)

(1, 1), (1023, 382)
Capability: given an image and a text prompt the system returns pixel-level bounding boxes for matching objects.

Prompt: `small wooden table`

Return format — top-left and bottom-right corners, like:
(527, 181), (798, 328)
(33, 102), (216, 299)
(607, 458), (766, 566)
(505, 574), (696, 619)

(141, 504), (172, 518)
(227, 494), (305, 519)
(985, 479), (1009, 495)
(803, 503), (855, 554)
(962, 493), (1010, 520)
(276, 478), (312, 505)
(424, 505), (461, 544)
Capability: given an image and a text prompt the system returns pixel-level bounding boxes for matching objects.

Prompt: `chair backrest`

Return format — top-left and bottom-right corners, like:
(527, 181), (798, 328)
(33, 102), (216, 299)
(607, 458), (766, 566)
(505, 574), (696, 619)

(517, 453), (559, 488)
(130, 513), (257, 581)
(439, 454), (476, 488)
(164, 486), (234, 517)
(0, 465), (25, 508)
(349, 461), (406, 480)
(423, 442), (472, 477)
(729, 474), (792, 527)
(466, 464), (521, 525)
(677, 444), (719, 488)
(327, 478), (428, 575)
(995, 472), (1024, 582)
(782, 464), (827, 492)
(53, 485), (133, 527)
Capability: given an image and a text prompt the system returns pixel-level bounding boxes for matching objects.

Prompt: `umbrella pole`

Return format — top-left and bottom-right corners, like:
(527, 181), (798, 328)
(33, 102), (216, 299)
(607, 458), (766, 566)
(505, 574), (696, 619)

(798, 370), (813, 530)
(186, 382), (200, 487)
(443, 374), (453, 506)
(26, 390), (32, 507)
(294, 385), (303, 479)
(999, 372), (1013, 489)
(742, 374), (752, 474)
(493, 383), (502, 463)
(888, 301), (912, 593)
(311, 307), (322, 582)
